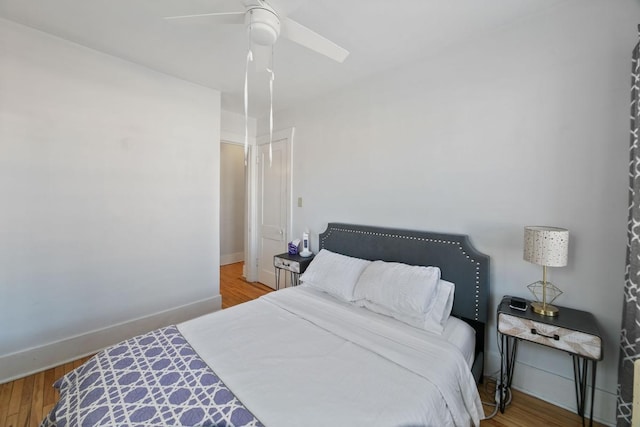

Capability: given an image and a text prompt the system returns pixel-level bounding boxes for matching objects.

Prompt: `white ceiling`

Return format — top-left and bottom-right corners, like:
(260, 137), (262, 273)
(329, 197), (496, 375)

(0, 0), (568, 115)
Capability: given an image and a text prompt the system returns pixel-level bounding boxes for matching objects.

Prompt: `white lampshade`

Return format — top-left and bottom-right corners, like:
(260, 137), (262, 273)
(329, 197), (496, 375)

(523, 226), (569, 267)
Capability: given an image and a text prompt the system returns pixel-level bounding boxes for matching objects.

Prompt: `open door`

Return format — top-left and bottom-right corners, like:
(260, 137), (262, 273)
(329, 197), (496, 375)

(256, 134), (292, 288)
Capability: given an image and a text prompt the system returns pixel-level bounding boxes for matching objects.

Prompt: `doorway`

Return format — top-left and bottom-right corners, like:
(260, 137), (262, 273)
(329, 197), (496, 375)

(220, 142), (246, 266)
(222, 127), (293, 286)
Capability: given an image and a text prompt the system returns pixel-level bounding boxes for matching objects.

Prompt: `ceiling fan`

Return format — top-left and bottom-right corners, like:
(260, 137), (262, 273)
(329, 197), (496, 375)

(166, 0), (348, 166)
(165, 0), (349, 63)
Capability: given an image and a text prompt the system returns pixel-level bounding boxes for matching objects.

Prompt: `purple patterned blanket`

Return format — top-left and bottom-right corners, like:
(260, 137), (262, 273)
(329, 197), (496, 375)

(41, 326), (263, 426)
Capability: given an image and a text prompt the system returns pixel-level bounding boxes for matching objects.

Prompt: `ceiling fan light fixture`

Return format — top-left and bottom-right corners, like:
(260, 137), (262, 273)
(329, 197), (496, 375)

(246, 8), (280, 46)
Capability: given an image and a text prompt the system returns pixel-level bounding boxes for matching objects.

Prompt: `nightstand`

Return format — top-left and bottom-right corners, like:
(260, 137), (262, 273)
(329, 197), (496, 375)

(497, 296), (602, 426)
(273, 252), (315, 290)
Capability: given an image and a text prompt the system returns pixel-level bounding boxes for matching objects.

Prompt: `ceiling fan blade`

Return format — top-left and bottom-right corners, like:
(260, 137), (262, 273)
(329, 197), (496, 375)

(281, 17), (349, 63)
(164, 11), (245, 25)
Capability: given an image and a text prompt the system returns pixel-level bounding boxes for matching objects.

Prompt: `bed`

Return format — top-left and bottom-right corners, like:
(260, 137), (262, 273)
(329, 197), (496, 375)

(41, 222), (490, 427)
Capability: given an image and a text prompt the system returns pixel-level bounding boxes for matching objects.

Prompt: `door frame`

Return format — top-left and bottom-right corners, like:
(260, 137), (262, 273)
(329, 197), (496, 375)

(245, 127), (295, 282)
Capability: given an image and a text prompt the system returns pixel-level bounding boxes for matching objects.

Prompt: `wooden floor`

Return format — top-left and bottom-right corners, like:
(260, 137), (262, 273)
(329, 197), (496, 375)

(477, 379), (605, 427)
(0, 262), (603, 427)
(219, 262), (273, 309)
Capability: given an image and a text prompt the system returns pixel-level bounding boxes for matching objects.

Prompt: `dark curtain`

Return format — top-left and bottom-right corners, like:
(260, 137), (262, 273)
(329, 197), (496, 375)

(617, 27), (640, 427)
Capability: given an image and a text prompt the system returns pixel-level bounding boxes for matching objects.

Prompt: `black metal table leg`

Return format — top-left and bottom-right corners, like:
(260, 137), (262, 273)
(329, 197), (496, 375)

(589, 359), (596, 427)
(573, 356), (581, 417)
(506, 337), (518, 389)
(499, 334), (518, 413)
(572, 355), (595, 427)
(573, 355), (585, 423)
(500, 333), (505, 413)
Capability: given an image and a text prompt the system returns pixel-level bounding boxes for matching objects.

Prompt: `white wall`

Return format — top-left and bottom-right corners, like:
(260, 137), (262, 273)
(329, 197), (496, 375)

(0, 19), (221, 381)
(221, 109), (256, 145)
(262, 0), (639, 424)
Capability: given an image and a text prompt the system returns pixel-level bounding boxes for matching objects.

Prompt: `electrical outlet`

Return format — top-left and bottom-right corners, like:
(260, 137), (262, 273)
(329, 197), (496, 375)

(297, 197), (303, 207)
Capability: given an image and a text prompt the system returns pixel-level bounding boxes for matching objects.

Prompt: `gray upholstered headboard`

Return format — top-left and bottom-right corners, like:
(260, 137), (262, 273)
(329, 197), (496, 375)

(318, 222), (490, 323)
(318, 222), (490, 381)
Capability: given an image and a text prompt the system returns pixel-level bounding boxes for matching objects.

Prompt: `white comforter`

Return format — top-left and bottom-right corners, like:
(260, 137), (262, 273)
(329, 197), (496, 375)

(178, 286), (484, 427)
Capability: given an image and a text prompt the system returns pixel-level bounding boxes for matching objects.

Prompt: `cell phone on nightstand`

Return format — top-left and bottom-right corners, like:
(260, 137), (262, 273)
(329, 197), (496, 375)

(509, 296), (528, 311)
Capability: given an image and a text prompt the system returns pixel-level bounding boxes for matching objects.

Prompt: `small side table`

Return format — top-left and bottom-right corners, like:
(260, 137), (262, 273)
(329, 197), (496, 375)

(273, 252), (315, 290)
(497, 296), (602, 426)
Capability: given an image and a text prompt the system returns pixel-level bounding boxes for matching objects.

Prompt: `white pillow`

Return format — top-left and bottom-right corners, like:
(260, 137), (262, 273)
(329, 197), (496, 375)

(356, 279), (455, 334)
(430, 279), (455, 328)
(353, 260), (441, 316)
(299, 249), (371, 302)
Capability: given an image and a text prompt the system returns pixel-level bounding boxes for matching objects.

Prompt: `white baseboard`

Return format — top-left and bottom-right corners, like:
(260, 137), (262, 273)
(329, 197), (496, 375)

(0, 295), (221, 384)
(486, 350), (616, 426)
(220, 252), (244, 266)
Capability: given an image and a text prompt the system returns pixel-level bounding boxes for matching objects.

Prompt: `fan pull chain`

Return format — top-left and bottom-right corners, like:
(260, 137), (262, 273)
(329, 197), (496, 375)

(244, 21), (254, 166)
(266, 45), (275, 167)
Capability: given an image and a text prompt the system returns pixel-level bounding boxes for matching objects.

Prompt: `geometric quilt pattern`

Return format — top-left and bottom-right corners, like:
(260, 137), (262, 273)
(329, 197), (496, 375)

(40, 326), (263, 427)
(618, 32), (640, 427)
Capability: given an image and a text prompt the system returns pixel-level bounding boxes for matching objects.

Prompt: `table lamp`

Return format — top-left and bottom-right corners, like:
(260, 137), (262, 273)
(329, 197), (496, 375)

(523, 226), (569, 316)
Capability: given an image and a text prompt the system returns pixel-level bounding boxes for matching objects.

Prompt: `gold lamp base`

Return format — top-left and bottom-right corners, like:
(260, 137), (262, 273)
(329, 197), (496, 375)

(530, 301), (559, 317)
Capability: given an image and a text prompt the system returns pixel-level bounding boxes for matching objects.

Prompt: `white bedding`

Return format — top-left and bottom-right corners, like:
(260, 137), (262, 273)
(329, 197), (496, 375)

(178, 286), (484, 427)
(444, 314), (477, 368)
